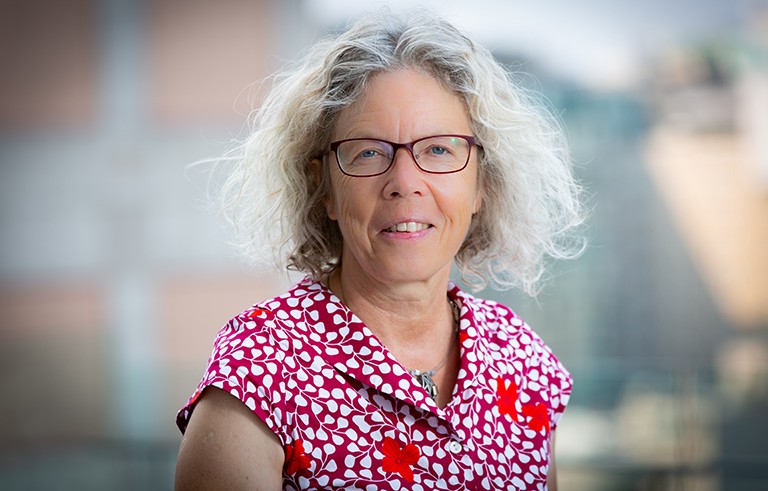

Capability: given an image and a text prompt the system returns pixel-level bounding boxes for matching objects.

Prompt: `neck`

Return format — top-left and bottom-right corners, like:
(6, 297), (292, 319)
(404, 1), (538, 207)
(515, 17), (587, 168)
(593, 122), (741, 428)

(327, 265), (461, 407)
(328, 265), (455, 349)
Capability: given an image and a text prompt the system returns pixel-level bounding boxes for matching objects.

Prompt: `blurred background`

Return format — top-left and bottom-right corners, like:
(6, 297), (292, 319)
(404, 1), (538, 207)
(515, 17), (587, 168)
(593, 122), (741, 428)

(1, 0), (766, 489)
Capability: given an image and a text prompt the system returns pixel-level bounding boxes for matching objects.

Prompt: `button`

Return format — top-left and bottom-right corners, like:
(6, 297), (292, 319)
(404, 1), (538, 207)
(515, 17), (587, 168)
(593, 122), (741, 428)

(448, 440), (463, 454)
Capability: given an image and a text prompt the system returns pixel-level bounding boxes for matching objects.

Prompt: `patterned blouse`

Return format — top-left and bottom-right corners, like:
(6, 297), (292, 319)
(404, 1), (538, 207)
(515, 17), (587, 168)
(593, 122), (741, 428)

(177, 277), (572, 490)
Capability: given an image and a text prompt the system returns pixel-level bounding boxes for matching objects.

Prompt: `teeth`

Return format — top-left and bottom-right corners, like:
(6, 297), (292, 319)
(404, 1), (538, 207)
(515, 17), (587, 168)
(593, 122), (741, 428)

(387, 222), (429, 233)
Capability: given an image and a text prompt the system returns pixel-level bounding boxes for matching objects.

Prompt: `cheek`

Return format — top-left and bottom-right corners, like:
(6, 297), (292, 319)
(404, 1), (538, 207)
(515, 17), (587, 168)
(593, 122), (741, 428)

(468, 166), (483, 214)
(454, 173), (483, 217)
(325, 176), (361, 222)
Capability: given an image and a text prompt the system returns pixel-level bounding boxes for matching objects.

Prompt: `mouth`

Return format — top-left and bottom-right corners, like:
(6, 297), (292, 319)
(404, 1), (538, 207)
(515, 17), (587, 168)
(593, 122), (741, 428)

(384, 221), (433, 233)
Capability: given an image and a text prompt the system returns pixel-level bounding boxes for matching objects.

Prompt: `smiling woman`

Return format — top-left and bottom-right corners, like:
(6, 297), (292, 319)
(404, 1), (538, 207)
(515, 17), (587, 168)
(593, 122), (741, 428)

(321, 69), (483, 291)
(175, 8), (586, 491)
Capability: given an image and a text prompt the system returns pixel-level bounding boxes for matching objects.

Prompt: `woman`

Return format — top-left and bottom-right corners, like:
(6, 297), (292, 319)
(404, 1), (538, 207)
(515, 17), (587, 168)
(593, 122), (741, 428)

(175, 9), (585, 491)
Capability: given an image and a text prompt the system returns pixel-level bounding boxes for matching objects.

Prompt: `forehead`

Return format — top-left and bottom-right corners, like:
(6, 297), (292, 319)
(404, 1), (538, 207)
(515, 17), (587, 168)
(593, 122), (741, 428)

(332, 68), (471, 140)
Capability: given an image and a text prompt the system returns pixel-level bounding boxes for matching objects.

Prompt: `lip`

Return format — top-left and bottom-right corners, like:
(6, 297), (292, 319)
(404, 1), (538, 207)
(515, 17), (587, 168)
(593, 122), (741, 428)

(378, 218), (434, 238)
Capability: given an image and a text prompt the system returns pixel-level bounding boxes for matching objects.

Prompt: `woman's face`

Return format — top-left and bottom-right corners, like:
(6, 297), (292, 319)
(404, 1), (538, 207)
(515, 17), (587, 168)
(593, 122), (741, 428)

(325, 68), (482, 287)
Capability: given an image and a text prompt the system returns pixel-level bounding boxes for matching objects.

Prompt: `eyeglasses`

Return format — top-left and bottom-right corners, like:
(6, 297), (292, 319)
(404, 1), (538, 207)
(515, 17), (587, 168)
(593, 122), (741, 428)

(329, 134), (479, 177)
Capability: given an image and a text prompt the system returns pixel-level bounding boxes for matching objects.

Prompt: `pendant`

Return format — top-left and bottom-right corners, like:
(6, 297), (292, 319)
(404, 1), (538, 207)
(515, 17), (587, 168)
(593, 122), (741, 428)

(412, 370), (439, 400)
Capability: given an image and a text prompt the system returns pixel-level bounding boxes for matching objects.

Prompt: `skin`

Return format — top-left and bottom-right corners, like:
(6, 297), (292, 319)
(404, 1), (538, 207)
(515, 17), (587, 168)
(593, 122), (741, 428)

(175, 387), (283, 491)
(175, 68), (559, 489)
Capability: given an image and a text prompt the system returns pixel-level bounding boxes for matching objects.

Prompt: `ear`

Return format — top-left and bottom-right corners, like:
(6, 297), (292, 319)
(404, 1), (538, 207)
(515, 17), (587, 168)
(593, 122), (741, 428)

(310, 158), (337, 221)
(309, 157), (323, 186)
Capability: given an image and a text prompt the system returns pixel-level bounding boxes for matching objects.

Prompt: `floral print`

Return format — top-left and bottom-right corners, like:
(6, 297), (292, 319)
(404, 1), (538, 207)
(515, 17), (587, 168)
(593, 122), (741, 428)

(177, 277), (572, 490)
(381, 437), (420, 482)
(285, 439), (312, 475)
(497, 377), (519, 419)
(522, 403), (551, 434)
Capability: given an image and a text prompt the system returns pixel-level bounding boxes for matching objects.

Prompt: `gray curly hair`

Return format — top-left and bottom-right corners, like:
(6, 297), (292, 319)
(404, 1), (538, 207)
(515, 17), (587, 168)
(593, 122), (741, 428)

(218, 9), (586, 295)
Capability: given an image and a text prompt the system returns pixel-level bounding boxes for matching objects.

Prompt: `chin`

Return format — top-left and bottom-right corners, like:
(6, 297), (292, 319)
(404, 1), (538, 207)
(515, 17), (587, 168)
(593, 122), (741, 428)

(373, 261), (451, 284)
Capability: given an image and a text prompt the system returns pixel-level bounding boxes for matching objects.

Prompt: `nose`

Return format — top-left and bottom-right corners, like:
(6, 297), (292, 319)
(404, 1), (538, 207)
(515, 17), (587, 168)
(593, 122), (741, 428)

(381, 147), (427, 199)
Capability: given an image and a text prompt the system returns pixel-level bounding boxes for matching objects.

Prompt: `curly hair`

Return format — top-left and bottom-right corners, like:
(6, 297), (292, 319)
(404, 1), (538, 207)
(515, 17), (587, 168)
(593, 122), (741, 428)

(217, 9), (586, 295)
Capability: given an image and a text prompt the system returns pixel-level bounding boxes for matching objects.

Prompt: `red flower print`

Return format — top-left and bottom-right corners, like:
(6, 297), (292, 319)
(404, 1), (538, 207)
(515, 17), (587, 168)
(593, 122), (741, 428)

(285, 439), (311, 475)
(459, 331), (469, 345)
(497, 377), (518, 418)
(381, 436), (420, 482)
(522, 402), (550, 433)
(248, 308), (271, 319)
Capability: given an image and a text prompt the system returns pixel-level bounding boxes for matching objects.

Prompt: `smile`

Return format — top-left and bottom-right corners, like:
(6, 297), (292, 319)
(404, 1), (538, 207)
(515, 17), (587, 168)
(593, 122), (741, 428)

(385, 222), (432, 233)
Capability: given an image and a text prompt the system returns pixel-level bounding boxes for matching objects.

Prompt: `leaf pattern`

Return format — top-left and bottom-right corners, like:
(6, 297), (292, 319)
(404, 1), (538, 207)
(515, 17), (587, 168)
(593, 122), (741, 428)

(178, 277), (572, 490)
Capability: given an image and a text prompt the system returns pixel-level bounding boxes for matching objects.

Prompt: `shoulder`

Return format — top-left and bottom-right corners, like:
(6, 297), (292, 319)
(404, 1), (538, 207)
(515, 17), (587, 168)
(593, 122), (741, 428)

(452, 284), (571, 382)
(177, 277), (333, 434)
(211, 277), (336, 378)
(214, 277), (331, 348)
(455, 287), (574, 427)
(451, 286), (528, 343)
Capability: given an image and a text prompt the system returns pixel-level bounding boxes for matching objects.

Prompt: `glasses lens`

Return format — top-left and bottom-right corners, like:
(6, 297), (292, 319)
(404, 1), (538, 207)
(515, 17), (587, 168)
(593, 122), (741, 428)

(337, 140), (394, 176)
(413, 136), (470, 173)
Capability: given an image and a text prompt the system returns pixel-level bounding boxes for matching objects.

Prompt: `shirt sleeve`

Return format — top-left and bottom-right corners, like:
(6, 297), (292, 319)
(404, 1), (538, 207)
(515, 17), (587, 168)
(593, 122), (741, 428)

(175, 308), (287, 442)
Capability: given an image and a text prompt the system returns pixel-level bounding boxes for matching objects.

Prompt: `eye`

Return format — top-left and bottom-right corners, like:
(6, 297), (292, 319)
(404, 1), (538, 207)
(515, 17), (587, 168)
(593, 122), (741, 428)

(359, 149), (382, 158)
(429, 145), (449, 156)
(422, 143), (457, 159)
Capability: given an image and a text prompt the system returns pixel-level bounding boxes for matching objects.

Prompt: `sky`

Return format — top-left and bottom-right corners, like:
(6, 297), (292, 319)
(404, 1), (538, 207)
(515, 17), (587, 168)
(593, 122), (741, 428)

(304, 0), (760, 90)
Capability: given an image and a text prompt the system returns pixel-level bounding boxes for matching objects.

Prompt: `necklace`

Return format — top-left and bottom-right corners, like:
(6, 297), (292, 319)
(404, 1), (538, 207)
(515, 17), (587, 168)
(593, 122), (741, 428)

(406, 299), (460, 401)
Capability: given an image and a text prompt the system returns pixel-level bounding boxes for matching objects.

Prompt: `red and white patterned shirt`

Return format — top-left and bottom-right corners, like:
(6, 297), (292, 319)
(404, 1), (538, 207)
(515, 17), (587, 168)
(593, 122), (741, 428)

(177, 277), (572, 490)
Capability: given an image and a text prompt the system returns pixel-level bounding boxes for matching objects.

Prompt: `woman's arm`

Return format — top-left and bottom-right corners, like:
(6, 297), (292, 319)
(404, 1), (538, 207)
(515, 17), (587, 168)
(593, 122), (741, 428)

(546, 430), (559, 491)
(175, 386), (284, 491)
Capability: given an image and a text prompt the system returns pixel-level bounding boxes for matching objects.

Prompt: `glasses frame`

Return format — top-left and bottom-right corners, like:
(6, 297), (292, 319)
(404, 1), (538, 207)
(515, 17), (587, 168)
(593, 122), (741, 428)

(328, 134), (479, 177)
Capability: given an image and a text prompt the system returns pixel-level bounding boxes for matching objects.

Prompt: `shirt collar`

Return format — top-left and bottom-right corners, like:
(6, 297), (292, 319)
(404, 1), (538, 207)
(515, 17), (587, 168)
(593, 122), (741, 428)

(299, 278), (496, 418)
(448, 282), (496, 398)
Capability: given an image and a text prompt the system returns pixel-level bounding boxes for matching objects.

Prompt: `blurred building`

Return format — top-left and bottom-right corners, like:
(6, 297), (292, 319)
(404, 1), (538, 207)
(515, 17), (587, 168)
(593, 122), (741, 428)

(642, 9), (768, 489)
(0, 0), (306, 487)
